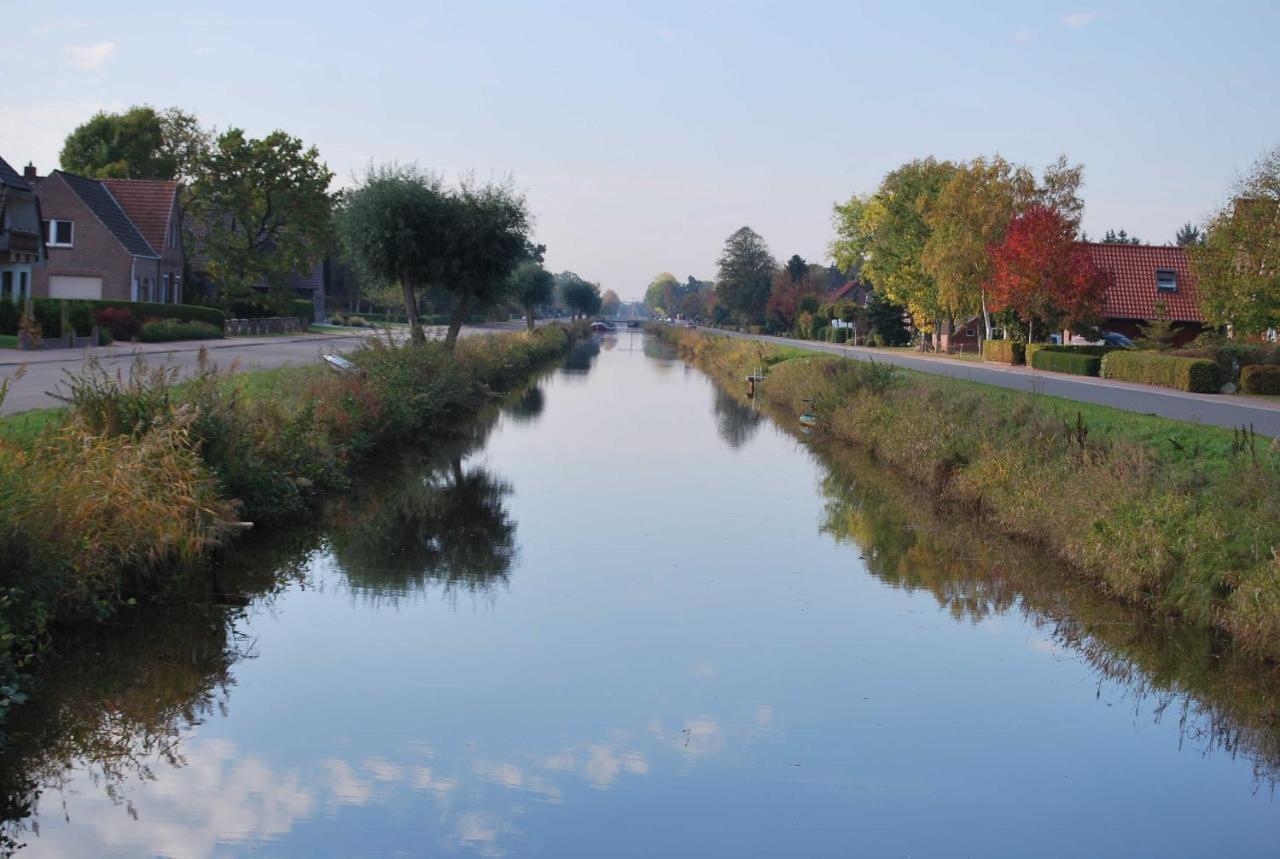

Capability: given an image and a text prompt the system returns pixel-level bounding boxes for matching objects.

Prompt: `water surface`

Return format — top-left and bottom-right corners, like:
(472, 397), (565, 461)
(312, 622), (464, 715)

(4, 331), (1280, 857)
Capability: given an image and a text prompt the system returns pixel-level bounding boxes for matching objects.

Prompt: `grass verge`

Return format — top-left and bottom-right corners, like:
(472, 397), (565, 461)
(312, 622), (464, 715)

(658, 325), (1280, 662)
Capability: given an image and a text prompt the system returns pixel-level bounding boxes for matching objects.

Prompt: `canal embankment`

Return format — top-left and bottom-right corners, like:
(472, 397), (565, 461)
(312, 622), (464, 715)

(0, 323), (584, 732)
(658, 325), (1280, 663)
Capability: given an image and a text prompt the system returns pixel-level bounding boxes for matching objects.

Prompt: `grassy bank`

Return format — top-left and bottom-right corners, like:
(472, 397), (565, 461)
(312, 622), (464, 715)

(659, 326), (1280, 662)
(0, 323), (582, 731)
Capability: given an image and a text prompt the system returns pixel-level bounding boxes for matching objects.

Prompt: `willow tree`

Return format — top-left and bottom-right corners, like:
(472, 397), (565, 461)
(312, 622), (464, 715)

(508, 260), (555, 330)
(337, 164), (452, 344)
(440, 178), (531, 348)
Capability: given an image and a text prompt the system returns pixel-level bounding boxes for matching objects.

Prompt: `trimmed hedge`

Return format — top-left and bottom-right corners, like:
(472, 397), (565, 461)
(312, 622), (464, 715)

(139, 320), (224, 342)
(982, 340), (1025, 365)
(38, 298), (224, 331)
(1100, 350), (1222, 393)
(290, 298), (314, 320)
(1240, 365), (1280, 395)
(1031, 350), (1102, 376)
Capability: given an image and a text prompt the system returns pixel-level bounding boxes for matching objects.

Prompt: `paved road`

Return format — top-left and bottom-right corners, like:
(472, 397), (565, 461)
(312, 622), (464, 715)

(0, 323), (529, 416)
(708, 327), (1280, 437)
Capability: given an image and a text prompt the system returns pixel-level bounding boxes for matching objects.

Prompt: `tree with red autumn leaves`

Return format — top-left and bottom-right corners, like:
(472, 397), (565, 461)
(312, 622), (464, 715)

(987, 204), (1109, 340)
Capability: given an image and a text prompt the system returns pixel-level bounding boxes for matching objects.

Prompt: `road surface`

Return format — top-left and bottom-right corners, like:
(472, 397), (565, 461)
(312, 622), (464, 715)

(708, 327), (1280, 437)
(0, 323), (529, 416)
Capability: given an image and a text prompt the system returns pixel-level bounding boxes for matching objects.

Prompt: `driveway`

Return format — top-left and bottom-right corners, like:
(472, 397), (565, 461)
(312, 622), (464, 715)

(0, 323), (530, 416)
(710, 328), (1280, 437)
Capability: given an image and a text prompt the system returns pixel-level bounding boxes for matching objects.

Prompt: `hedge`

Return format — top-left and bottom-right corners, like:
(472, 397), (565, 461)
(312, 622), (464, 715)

(289, 298), (314, 320)
(1240, 365), (1280, 395)
(1031, 350), (1102, 376)
(1100, 350), (1222, 393)
(139, 319), (224, 342)
(982, 340), (1025, 365)
(1026, 343), (1116, 364)
(832, 328), (849, 344)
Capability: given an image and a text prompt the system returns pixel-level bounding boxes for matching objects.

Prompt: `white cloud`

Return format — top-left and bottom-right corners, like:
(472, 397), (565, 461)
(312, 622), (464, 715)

(1011, 28), (1032, 44)
(1061, 11), (1101, 28)
(64, 41), (116, 70)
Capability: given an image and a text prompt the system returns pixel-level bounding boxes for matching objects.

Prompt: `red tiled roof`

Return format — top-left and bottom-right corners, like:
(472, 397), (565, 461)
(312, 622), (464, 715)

(101, 179), (179, 255)
(1082, 242), (1204, 323)
(829, 280), (869, 304)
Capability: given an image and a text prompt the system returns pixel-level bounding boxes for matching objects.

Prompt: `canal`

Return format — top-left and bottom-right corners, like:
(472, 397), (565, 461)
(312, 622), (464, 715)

(3, 331), (1279, 857)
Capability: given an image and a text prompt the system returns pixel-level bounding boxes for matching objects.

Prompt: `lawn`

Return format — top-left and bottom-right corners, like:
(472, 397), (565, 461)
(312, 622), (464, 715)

(0, 334), (17, 349)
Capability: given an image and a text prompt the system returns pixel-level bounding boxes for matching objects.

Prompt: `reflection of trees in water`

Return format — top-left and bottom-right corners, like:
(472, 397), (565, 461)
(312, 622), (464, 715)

(326, 443), (517, 604)
(0, 414), (521, 853)
(502, 384), (545, 424)
(713, 386), (763, 449)
(560, 338), (601, 376)
(0, 600), (250, 855)
(642, 336), (678, 373)
(814, 440), (1280, 782)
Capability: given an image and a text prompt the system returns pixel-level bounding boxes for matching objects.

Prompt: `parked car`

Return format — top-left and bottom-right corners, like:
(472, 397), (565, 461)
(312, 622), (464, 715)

(1100, 332), (1135, 348)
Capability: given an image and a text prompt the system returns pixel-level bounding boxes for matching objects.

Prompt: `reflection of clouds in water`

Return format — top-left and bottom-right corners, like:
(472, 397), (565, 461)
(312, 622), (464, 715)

(27, 738), (314, 859)
(28, 708), (775, 859)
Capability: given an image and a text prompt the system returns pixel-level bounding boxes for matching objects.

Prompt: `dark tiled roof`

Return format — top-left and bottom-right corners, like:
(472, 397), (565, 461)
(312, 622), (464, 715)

(0, 156), (32, 191)
(101, 179), (178, 254)
(56, 171), (158, 258)
(1082, 242), (1204, 323)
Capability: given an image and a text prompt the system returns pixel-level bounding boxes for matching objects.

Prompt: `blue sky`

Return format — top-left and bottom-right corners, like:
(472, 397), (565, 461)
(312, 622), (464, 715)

(3, 0), (1278, 299)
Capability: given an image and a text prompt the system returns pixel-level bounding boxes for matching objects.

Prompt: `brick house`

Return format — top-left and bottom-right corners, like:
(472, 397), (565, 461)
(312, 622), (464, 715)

(1082, 242), (1205, 346)
(29, 168), (184, 303)
(0, 156), (44, 304)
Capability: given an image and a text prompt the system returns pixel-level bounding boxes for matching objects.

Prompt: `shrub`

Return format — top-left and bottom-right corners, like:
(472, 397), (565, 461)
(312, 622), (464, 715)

(982, 340), (1025, 365)
(832, 328), (849, 344)
(140, 320), (224, 343)
(94, 307), (142, 343)
(1240, 365), (1280, 395)
(1100, 350), (1222, 393)
(290, 298), (314, 320)
(1031, 350), (1102, 376)
(0, 301), (18, 336)
(30, 298), (225, 332)
(815, 325), (830, 342)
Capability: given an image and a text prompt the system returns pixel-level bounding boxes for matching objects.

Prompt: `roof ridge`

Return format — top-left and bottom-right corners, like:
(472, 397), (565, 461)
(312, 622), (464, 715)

(97, 181), (160, 256)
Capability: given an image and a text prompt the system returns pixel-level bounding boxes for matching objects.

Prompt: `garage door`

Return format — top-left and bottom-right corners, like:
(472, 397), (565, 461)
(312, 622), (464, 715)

(48, 275), (103, 300)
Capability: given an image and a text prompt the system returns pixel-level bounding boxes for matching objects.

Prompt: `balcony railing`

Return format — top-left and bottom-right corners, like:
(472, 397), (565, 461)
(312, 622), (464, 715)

(0, 228), (41, 255)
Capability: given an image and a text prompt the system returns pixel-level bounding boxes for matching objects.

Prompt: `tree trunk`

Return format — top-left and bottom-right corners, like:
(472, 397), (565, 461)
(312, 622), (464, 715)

(981, 290), (993, 340)
(525, 303), (536, 332)
(403, 280), (425, 344)
(445, 292), (470, 350)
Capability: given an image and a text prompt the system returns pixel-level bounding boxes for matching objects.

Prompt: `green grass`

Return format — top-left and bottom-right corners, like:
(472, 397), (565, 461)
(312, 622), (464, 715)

(0, 407), (65, 444)
(0, 335), (17, 349)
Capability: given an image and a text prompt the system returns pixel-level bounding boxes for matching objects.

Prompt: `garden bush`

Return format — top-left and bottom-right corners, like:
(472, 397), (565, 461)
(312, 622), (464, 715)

(290, 298), (315, 320)
(30, 298), (225, 331)
(832, 328), (849, 344)
(1100, 350), (1222, 393)
(0, 301), (19, 336)
(94, 307), (142, 343)
(1031, 350), (1102, 376)
(140, 320), (224, 342)
(982, 340), (1025, 365)
(1240, 365), (1280, 395)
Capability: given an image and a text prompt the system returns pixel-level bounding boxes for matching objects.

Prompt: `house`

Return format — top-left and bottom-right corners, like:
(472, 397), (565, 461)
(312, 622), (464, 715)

(1082, 242), (1205, 346)
(186, 215), (326, 322)
(29, 167), (184, 303)
(0, 156), (44, 305)
(828, 279), (872, 307)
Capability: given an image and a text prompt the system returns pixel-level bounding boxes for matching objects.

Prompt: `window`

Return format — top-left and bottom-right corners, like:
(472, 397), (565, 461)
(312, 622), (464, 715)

(139, 278), (151, 303)
(1, 271), (12, 302)
(1156, 269), (1178, 292)
(18, 271), (28, 302)
(42, 219), (73, 247)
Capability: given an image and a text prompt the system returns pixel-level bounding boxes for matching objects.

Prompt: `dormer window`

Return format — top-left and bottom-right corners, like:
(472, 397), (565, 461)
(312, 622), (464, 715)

(1156, 269), (1177, 292)
(42, 219), (73, 247)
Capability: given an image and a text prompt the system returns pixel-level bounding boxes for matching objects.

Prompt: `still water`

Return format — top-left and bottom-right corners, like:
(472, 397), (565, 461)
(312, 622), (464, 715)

(4, 332), (1280, 857)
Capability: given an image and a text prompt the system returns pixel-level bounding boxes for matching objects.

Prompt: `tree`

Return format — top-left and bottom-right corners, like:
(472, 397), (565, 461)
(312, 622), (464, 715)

(785, 254), (808, 283)
(765, 263), (827, 333)
(507, 260), (555, 331)
(558, 272), (601, 318)
(337, 164), (452, 344)
(1189, 145), (1280, 335)
(1102, 229), (1141, 244)
(1175, 222), (1203, 247)
(833, 158), (956, 343)
(715, 227), (776, 324)
(60, 105), (210, 181)
(922, 156), (1035, 339)
(644, 273), (679, 315)
(190, 128), (333, 298)
(600, 288), (621, 317)
(988, 205), (1109, 340)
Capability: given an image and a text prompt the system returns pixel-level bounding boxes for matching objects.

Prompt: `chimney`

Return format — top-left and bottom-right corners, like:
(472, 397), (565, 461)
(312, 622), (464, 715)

(23, 163), (37, 182)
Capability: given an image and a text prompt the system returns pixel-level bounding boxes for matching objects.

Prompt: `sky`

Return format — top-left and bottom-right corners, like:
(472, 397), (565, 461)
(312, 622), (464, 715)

(2, 1), (1278, 300)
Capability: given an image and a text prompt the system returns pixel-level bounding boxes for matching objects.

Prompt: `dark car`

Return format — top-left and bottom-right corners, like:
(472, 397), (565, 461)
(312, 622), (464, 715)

(1101, 332), (1135, 348)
